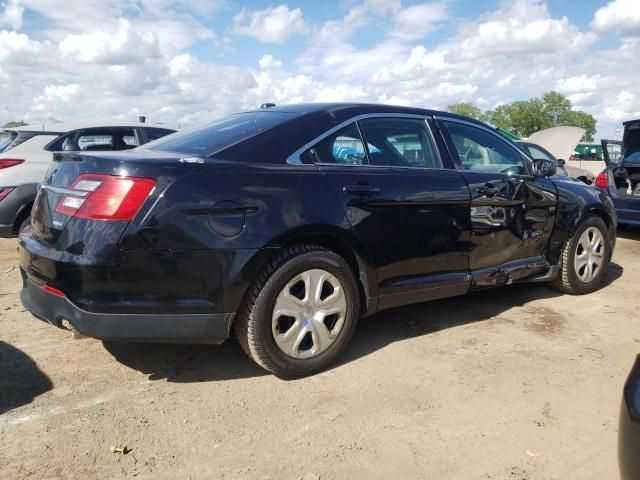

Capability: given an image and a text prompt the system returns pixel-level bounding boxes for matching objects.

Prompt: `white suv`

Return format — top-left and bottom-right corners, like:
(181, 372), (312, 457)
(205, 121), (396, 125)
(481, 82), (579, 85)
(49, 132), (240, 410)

(0, 122), (176, 236)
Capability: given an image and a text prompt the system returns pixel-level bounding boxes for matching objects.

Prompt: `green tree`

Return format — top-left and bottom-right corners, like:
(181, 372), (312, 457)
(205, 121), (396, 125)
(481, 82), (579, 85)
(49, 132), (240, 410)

(486, 91), (597, 141)
(2, 120), (27, 128)
(446, 103), (486, 121)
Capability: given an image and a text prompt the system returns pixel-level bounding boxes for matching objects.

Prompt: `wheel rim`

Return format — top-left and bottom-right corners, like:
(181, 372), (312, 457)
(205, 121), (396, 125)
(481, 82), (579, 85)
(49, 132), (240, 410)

(574, 226), (605, 284)
(272, 269), (347, 359)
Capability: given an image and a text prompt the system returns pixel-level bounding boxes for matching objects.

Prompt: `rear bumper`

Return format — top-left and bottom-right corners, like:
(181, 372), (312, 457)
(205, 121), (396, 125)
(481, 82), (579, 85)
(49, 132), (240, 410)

(619, 356), (640, 480)
(20, 277), (234, 344)
(607, 187), (640, 225)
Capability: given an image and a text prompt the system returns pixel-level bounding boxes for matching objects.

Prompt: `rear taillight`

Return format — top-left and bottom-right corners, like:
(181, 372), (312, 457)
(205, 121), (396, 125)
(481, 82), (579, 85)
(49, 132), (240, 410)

(0, 187), (14, 201)
(595, 170), (608, 188)
(55, 174), (155, 220)
(0, 159), (24, 169)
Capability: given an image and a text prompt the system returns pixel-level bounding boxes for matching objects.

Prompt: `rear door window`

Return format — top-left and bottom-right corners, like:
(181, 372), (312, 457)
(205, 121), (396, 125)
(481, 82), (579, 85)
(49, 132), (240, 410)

(358, 118), (441, 168)
(306, 124), (367, 165)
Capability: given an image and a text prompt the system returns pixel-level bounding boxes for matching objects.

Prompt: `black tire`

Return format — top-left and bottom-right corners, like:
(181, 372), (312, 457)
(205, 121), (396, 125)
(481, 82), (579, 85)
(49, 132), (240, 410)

(234, 244), (360, 378)
(550, 215), (610, 295)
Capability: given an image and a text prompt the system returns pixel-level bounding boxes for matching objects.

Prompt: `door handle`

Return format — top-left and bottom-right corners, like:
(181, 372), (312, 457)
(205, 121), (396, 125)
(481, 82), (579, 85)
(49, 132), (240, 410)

(343, 185), (381, 196)
(477, 184), (501, 196)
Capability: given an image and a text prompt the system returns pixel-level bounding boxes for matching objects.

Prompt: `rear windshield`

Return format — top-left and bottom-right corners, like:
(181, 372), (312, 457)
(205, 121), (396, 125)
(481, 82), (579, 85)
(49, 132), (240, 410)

(0, 131), (16, 153)
(143, 111), (297, 157)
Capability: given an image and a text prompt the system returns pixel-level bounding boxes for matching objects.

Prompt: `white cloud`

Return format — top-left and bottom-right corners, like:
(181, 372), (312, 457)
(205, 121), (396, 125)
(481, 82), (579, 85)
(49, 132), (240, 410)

(258, 54), (282, 70)
(233, 5), (306, 44)
(592, 0), (640, 35)
(1, 0), (23, 30)
(455, 0), (595, 58)
(0, 29), (42, 62)
(555, 74), (599, 94)
(59, 19), (160, 64)
(390, 3), (447, 41)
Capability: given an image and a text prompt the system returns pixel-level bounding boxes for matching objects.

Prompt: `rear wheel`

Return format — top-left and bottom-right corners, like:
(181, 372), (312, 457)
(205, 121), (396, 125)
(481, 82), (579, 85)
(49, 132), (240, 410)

(234, 244), (360, 378)
(551, 215), (610, 295)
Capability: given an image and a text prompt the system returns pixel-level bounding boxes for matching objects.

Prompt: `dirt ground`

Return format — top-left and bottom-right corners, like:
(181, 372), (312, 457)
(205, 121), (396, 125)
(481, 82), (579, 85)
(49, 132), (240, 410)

(1, 230), (639, 480)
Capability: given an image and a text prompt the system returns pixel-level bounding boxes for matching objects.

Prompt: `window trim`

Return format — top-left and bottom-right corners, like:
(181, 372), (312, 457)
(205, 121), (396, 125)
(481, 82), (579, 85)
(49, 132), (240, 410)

(288, 113), (445, 171)
(434, 115), (534, 176)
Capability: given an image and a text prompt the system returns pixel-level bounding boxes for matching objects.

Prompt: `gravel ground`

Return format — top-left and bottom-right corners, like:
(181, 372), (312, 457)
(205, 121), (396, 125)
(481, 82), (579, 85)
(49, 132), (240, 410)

(1, 230), (639, 479)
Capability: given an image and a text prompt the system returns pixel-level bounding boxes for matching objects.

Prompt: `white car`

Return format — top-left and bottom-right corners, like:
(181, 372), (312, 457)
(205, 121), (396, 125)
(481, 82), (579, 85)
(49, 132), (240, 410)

(0, 122), (176, 236)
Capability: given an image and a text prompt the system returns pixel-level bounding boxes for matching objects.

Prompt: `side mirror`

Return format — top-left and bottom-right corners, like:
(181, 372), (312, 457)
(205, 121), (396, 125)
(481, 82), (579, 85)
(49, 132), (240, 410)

(557, 158), (566, 167)
(534, 158), (557, 177)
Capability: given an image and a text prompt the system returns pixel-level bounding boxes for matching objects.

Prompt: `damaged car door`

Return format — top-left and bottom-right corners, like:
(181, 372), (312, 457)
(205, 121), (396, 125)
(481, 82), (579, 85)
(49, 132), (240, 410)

(435, 117), (558, 287)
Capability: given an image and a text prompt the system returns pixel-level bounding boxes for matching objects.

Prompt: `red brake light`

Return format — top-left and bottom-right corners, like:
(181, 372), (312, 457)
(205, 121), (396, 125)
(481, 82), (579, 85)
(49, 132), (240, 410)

(0, 159), (24, 169)
(55, 174), (155, 220)
(595, 170), (608, 188)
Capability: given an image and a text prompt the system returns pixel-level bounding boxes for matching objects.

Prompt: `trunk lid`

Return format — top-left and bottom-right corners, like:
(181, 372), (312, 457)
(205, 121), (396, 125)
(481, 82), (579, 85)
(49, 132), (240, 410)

(602, 120), (640, 167)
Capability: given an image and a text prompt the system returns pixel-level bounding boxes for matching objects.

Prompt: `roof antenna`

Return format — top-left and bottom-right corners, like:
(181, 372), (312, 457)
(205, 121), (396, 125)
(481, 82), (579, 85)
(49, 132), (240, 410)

(260, 103), (276, 109)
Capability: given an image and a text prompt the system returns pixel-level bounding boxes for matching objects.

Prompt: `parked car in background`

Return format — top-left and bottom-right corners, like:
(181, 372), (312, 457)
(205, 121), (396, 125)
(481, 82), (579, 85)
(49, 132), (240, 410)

(619, 355), (640, 480)
(516, 140), (595, 184)
(19, 103), (616, 378)
(597, 119), (640, 226)
(0, 122), (176, 237)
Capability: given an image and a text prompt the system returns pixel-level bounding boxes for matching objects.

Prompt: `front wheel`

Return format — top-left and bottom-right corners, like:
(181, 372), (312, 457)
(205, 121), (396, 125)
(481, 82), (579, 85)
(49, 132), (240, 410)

(234, 244), (360, 378)
(550, 215), (611, 295)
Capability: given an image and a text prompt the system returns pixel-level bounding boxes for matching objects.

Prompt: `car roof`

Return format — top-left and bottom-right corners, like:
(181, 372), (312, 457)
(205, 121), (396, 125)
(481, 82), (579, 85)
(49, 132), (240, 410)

(239, 102), (484, 125)
(4, 122), (176, 135)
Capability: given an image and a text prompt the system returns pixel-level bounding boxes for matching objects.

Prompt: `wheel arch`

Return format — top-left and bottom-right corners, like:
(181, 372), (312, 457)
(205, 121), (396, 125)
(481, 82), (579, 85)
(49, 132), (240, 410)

(226, 225), (378, 320)
(13, 200), (34, 234)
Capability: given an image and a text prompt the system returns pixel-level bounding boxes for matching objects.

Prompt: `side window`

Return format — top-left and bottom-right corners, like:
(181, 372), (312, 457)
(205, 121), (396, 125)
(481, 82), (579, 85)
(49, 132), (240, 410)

(307, 124), (367, 165)
(358, 118), (441, 168)
(525, 144), (554, 161)
(442, 121), (526, 174)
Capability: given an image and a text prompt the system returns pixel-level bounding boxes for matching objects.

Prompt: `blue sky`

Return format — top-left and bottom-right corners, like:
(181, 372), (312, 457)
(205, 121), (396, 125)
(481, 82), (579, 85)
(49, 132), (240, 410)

(1, 0), (639, 137)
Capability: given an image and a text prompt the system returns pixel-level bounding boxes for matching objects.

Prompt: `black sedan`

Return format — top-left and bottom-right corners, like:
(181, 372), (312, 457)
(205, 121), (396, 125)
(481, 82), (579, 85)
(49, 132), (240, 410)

(19, 103), (617, 377)
(620, 356), (640, 479)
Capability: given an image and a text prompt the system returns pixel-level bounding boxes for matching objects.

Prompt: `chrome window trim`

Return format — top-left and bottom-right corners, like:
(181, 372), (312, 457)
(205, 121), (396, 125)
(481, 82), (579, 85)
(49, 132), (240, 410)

(287, 112), (445, 171)
(433, 115), (535, 175)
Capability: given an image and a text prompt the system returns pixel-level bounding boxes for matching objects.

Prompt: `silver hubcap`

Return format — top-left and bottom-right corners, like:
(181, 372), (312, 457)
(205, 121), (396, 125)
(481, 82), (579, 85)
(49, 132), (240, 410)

(574, 226), (605, 283)
(272, 269), (347, 359)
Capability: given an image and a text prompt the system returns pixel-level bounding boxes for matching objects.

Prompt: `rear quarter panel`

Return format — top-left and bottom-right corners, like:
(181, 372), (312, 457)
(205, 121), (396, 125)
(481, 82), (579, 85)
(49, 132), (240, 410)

(120, 160), (368, 312)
